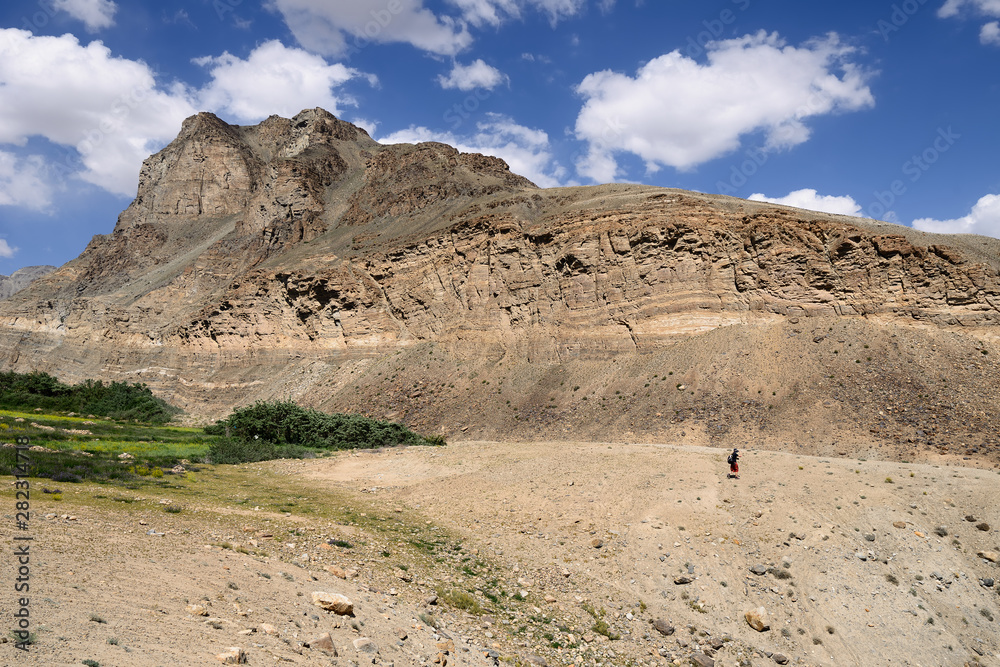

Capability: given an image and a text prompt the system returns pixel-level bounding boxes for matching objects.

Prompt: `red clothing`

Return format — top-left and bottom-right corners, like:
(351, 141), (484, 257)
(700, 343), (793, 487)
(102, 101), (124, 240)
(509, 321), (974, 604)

(730, 461), (739, 474)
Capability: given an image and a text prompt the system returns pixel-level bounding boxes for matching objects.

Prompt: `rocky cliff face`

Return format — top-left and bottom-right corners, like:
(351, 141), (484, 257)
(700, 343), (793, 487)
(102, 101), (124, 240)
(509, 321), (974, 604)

(2, 109), (999, 463)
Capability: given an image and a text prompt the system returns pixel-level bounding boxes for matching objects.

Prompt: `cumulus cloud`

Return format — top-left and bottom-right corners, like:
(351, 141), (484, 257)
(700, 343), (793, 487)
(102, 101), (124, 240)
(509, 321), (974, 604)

(268, 0), (473, 56)
(438, 59), (508, 90)
(0, 31), (365, 200)
(0, 151), (53, 211)
(938, 0), (1000, 19)
(53, 0), (118, 31)
(0, 239), (17, 259)
(573, 31), (874, 183)
(912, 194), (1000, 238)
(0, 29), (198, 197)
(748, 189), (862, 217)
(981, 20), (1000, 43)
(939, 0), (1000, 44)
(448, 0), (587, 27)
(195, 40), (366, 122)
(379, 114), (567, 188)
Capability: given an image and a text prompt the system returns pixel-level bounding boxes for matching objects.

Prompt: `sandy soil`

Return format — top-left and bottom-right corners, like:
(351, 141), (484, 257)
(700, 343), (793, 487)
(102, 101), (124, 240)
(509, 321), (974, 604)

(3, 440), (1000, 666)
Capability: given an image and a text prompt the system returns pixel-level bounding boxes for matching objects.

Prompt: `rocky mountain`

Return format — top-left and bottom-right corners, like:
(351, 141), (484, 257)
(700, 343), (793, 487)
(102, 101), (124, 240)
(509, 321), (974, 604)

(1, 108), (999, 465)
(0, 264), (56, 299)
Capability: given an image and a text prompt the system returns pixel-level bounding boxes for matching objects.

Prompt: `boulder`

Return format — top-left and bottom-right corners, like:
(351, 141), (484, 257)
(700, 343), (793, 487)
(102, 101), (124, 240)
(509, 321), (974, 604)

(745, 606), (770, 632)
(651, 618), (675, 636)
(311, 591), (354, 615)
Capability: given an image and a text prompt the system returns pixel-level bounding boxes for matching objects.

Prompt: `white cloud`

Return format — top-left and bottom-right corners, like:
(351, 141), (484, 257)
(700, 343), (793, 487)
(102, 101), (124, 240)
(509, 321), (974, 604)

(379, 114), (567, 188)
(981, 20), (1000, 43)
(438, 59), (508, 90)
(53, 0), (118, 31)
(748, 189), (862, 217)
(268, 0), (473, 56)
(573, 31), (874, 183)
(195, 40), (366, 122)
(0, 151), (53, 211)
(912, 194), (1000, 238)
(938, 0), (1000, 19)
(0, 32), (368, 201)
(447, 0), (587, 27)
(939, 0), (1000, 44)
(0, 29), (198, 197)
(0, 239), (17, 259)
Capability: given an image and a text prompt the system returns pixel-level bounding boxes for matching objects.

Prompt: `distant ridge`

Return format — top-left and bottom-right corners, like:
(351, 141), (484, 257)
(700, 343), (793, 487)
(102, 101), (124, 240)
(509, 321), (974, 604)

(0, 265), (56, 299)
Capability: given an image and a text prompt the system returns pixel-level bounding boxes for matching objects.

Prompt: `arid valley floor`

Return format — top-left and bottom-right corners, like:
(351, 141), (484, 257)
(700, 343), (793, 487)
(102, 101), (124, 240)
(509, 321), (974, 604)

(3, 438), (999, 666)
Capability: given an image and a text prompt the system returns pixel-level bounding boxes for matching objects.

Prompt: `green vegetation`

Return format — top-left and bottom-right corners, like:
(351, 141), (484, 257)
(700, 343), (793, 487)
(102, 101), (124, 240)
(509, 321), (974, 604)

(0, 371), (178, 423)
(0, 409), (212, 484)
(204, 400), (444, 463)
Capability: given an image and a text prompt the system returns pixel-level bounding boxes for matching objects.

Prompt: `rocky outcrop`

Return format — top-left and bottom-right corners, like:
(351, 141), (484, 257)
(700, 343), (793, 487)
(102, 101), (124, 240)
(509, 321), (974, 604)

(0, 265), (56, 299)
(1, 109), (999, 457)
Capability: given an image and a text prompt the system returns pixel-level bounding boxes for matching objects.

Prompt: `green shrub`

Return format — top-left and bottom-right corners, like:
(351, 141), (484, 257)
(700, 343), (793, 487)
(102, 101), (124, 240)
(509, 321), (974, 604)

(0, 371), (178, 423)
(208, 400), (444, 458)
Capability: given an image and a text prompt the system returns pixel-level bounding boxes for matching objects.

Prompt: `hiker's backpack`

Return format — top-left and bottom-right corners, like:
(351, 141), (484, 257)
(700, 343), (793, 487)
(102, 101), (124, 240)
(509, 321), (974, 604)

(727, 452), (736, 465)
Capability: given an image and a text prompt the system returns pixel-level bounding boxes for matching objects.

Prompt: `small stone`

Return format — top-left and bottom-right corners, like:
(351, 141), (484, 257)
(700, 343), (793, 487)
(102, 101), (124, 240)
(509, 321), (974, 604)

(977, 522), (990, 532)
(215, 647), (247, 664)
(652, 618), (675, 636)
(591, 538), (604, 548)
(396, 628), (408, 640)
(424, 595), (438, 605)
(933, 526), (948, 537)
(772, 653), (790, 664)
(965, 515), (977, 522)
(259, 623), (278, 636)
(690, 653), (715, 666)
(524, 654), (548, 666)
(978, 551), (999, 563)
(673, 576), (693, 585)
(186, 604), (209, 617)
(311, 591), (354, 615)
(980, 578), (995, 588)
(305, 632), (336, 654)
(892, 521), (906, 529)
(324, 565), (347, 579)
(864, 534), (876, 542)
(436, 639), (455, 653)
(745, 607), (769, 632)
(750, 564), (767, 575)
(856, 551), (868, 561)
(353, 637), (378, 653)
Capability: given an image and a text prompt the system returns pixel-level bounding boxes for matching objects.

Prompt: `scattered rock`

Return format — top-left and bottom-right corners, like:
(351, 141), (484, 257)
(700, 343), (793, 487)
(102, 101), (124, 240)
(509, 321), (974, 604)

(215, 647), (247, 664)
(324, 565), (347, 579)
(673, 576), (693, 585)
(750, 564), (767, 575)
(524, 654), (548, 666)
(980, 578), (995, 588)
(353, 637), (378, 654)
(977, 522), (990, 532)
(745, 606), (770, 632)
(864, 533), (876, 542)
(772, 653), (790, 665)
(978, 551), (999, 563)
(259, 623), (278, 636)
(690, 653), (715, 666)
(424, 595), (438, 606)
(933, 526), (948, 537)
(186, 604), (209, 616)
(893, 521), (906, 529)
(311, 591), (354, 615)
(652, 619), (675, 636)
(305, 632), (337, 654)
(965, 515), (978, 523)
(591, 538), (604, 548)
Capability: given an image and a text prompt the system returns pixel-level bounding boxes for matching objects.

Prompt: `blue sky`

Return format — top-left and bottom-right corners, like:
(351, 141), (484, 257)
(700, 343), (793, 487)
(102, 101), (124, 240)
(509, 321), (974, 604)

(1, 0), (999, 274)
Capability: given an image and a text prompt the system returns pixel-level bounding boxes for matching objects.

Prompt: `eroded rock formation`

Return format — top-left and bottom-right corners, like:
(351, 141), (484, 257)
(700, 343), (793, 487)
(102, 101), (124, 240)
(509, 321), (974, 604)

(2, 109), (999, 460)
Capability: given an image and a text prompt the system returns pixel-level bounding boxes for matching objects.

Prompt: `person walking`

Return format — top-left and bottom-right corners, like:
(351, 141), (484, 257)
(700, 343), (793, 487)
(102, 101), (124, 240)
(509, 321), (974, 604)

(728, 448), (740, 479)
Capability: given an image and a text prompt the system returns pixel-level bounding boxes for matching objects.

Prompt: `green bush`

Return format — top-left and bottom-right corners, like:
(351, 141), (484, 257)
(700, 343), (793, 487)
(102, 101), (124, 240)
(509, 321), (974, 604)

(0, 371), (178, 423)
(210, 400), (442, 452)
